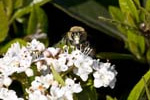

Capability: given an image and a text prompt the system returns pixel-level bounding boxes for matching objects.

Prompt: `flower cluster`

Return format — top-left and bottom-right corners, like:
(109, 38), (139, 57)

(0, 39), (117, 100)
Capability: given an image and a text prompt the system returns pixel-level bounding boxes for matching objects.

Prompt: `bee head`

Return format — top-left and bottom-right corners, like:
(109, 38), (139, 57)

(67, 26), (87, 45)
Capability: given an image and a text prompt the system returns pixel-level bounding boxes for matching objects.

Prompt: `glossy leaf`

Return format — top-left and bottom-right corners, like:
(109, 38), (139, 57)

(127, 31), (145, 59)
(27, 5), (48, 34)
(137, 35), (145, 55)
(53, 0), (125, 40)
(108, 7), (127, 37)
(127, 70), (150, 100)
(119, 0), (139, 22)
(109, 6), (124, 22)
(0, 1), (9, 43)
(133, 0), (140, 7)
(143, 77), (150, 100)
(145, 0), (150, 11)
(0, 38), (27, 54)
(106, 95), (117, 100)
(13, 0), (23, 9)
(126, 13), (136, 27)
(146, 47), (150, 63)
(10, 0), (50, 24)
(2, 0), (13, 19)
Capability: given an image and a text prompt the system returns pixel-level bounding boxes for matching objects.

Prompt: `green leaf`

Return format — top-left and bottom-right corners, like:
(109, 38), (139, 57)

(10, 5), (32, 24)
(10, 0), (50, 24)
(127, 70), (150, 100)
(146, 47), (150, 63)
(133, 0), (140, 7)
(145, 0), (150, 11)
(53, 0), (125, 40)
(27, 5), (48, 34)
(106, 95), (117, 100)
(127, 31), (145, 59)
(128, 41), (141, 59)
(109, 6), (124, 22)
(27, 6), (38, 35)
(51, 64), (65, 86)
(0, 1), (9, 42)
(2, 0), (13, 19)
(0, 38), (27, 54)
(75, 86), (97, 100)
(137, 35), (145, 55)
(96, 52), (136, 60)
(13, 0), (23, 9)
(125, 12), (136, 27)
(143, 77), (150, 100)
(119, 0), (139, 22)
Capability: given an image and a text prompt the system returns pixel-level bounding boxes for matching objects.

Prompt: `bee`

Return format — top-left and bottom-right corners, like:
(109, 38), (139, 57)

(67, 26), (95, 56)
(55, 26), (87, 48)
(67, 26), (87, 46)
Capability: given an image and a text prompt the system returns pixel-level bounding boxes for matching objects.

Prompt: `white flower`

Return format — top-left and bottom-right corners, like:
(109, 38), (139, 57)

(46, 47), (61, 57)
(93, 62), (117, 88)
(57, 57), (69, 72)
(65, 78), (82, 93)
(0, 58), (17, 76)
(5, 42), (21, 58)
(72, 50), (93, 81)
(0, 43), (33, 76)
(3, 77), (12, 87)
(0, 87), (24, 100)
(49, 85), (65, 99)
(49, 78), (82, 100)
(30, 74), (54, 92)
(25, 68), (34, 77)
(0, 43), (21, 76)
(16, 47), (32, 73)
(27, 39), (45, 52)
(0, 75), (12, 87)
(59, 53), (74, 67)
(28, 90), (48, 100)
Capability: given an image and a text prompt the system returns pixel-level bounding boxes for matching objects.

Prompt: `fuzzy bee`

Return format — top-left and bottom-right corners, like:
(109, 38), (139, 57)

(67, 26), (87, 46)
(55, 26), (87, 48)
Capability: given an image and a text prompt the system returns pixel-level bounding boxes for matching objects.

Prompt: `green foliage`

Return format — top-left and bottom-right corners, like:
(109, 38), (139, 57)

(27, 5), (48, 34)
(143, 77), (150, 100)
(107, 0), (150, 63)
(0, 1), (9, 43)
(119, 0), (139, 22)
(127, 70), (150, 100)
(0, 0), (51, 55)
(146, 48), (150, 63)
(13, 0), (23, 9)
(145, 0), (150, 11)
(127, 31), (145, 59)
(106, 95), (117, 100)
(2, 0), (13, 19)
